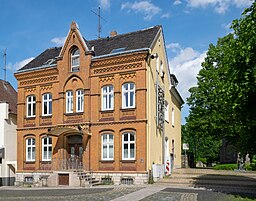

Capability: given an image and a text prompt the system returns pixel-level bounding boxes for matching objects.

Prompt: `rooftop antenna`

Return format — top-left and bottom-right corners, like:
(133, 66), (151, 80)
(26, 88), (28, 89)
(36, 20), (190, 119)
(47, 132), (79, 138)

(91, 6), (107, 39)
(3, 48), (6, 81)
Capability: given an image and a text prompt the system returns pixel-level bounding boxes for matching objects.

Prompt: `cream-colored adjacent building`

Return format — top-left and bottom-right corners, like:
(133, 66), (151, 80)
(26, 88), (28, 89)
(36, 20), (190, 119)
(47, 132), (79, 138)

(0, 80), (17, 186)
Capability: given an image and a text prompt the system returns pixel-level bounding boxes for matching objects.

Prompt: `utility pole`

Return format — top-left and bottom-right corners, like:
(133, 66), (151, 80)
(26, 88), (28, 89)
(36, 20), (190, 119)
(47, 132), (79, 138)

(3, 48), (6, 81)
(91, 6), (107, 39)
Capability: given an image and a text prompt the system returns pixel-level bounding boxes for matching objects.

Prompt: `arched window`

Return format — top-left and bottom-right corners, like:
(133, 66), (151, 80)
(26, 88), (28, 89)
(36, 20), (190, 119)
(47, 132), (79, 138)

(26, 138), (35, 161)
(27, 95), (36, 117)
(42, 93), (52, 116)
(122, 83), (135, 109)
(42, 137), (52, 161)
(102, 85), (114, 110)
(66, 91), (73, 113)
(76, 89), (84, 112)
(122, 132), (135, 160)
(71, 48), (80, 72)
(102, 134), (114, 160)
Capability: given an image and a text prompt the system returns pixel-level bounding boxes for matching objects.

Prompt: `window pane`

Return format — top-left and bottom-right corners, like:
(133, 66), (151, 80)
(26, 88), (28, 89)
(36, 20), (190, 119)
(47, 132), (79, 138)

(124, 144), (128, 158)
(130, 144), (135, 158)
(130, 92), (134, 107)
(49, 101), (52, 114)
(130, 134), (134, 141)
(32, 147), (35, 160)
(49, 148), (52, 160)
(103, 135), (107, 142)
(124, 84), (128, 90)
(124, 134), (128, 141)
(125, 93), (128, 107)
(43, 138), (47, 144)
(43, 102), (47, 114)
(103, 145), (107, 158)
(33, 102), (36, 115)
(130, 83), (134, 90)
(28, 139), (31, 145)
(28, 147), (31, 160)
(109, 145), (113, 158)
(32, 139), (35, 145)
(109, 135), (113, 143)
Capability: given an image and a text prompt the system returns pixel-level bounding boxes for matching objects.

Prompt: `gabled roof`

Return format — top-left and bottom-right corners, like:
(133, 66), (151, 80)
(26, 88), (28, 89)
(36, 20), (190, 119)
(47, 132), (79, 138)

(17, 25), (161, 72)
(0, 80), (17, 114)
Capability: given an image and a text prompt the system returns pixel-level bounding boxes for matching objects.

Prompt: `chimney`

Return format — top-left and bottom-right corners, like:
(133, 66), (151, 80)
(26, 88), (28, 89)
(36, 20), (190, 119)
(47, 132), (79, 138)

(110, 31), (117, 37)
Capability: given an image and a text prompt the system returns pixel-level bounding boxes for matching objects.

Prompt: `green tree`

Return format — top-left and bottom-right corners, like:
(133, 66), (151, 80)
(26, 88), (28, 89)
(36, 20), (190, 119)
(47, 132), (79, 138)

(185, 1), (256, 163)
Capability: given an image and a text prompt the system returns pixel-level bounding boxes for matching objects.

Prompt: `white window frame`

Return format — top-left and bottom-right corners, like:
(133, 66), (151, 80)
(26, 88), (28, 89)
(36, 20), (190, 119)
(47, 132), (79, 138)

(122, 83), (135, 109)
(165, 101), (169, 123)
(27, 95), (36, 117)
(42, 93), (52, 116)
(102, 85), (114, 111)
(71, 48), (80, 72)
(42, 137), (52, 161)
(172, 107), (175, 127)
(66, 91), (73, 113)
(26, 138), (35, 161)
(122, 132), (135, 160)
(76, 89), (84, 112)
(101, 134), (114, 160)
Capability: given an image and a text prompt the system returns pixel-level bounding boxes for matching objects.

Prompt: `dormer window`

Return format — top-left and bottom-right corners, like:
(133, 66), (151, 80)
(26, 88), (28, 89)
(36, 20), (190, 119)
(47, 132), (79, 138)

(71, 48), (80, 72)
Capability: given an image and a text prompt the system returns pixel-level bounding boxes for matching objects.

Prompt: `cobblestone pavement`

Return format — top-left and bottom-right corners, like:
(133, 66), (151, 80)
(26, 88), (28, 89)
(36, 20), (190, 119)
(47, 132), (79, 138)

(0, 185), (255, 201)
(0, 186), (143, 201)
(141, 187), (236, 201)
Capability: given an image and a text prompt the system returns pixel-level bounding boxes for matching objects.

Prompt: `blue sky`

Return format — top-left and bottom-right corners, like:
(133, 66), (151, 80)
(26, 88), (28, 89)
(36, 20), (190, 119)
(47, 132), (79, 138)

(0, 0), (253, 124)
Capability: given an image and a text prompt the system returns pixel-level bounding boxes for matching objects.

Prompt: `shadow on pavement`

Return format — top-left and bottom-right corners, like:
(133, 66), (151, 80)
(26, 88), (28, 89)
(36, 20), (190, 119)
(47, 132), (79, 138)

(193, 174), (256, 199)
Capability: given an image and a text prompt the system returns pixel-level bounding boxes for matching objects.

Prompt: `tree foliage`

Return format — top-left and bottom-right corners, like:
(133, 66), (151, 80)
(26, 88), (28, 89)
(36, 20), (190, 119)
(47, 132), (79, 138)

(184, 1), (256, 162)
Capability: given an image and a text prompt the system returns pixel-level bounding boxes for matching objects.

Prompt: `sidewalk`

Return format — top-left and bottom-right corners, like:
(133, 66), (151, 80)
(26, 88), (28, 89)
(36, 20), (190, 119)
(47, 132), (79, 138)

(110, 186), (166, 201)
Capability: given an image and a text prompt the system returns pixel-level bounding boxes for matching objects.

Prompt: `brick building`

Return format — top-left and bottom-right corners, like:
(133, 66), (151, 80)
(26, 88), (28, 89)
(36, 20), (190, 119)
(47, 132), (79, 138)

(14, 22), (184, 186)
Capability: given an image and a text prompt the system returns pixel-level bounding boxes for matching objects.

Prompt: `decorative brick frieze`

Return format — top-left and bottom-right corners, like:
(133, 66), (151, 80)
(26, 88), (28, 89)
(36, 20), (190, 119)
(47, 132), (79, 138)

(93, 62), (142, 75)
(20, 76), (58, 86)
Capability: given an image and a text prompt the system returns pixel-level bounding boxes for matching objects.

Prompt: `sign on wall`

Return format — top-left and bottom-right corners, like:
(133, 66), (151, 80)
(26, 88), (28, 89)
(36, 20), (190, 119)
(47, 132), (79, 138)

(183, 143), (189, 150)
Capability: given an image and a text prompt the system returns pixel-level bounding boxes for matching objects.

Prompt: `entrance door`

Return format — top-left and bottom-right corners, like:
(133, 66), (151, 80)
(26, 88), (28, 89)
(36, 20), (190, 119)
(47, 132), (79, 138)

(68, 144), (83, 169)
(67, 135), (83, 169)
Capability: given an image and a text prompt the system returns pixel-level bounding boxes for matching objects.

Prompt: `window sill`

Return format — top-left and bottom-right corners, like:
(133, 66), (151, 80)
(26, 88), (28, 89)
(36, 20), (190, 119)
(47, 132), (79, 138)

(100, 160), (114, 163)
(64, 112), (84, 116)
(25, 161), (35, 164)
(121, 160), (136, 163)
(25, 116), (36, 120)
(120, 107), (136, 111)
(41, 115), (52, 119)
(100, 109), (114, 113)
(40, 160), (52, 163)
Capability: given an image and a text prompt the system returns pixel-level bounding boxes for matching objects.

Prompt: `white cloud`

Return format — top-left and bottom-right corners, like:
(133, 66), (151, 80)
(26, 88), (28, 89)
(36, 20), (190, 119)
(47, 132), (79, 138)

(51, 37), (66, 46)
(187, 0), (252, 14)
(121, 1), (161, 21)
(8, 57), (34, 72)
(173, 0), (182, 5)
(169, 47), (206, 100)
(166, 43), (181, 52)
(161, 12), (171, 19)
(99, 0), (110, 10)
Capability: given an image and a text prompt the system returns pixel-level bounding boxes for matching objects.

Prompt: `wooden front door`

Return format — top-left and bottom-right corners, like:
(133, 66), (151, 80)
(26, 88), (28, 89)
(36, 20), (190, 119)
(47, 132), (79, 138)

(59, 174), (69, 185)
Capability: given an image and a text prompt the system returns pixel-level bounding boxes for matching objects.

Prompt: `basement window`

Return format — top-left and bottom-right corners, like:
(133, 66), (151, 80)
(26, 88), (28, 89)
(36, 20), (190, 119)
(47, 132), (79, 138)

(121, 177), (134, 185)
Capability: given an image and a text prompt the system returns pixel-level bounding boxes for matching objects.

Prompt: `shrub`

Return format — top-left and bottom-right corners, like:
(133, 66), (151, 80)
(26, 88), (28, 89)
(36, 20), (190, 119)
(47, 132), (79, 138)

(213, 164), (237, 170)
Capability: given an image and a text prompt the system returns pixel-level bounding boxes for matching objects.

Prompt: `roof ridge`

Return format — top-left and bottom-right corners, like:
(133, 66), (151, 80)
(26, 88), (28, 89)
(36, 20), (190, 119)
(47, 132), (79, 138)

(89, 25), (161, 42)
